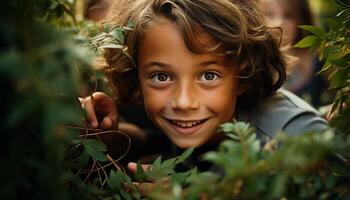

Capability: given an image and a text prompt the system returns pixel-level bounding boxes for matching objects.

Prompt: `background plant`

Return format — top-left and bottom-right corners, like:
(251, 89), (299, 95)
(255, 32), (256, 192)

(0, 0), (119, 199)
(295, 0), (350, 134)
(1, 0), (84, 199)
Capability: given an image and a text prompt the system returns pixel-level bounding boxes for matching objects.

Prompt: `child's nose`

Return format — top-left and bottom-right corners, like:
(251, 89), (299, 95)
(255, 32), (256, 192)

(171, 82), (199, 110)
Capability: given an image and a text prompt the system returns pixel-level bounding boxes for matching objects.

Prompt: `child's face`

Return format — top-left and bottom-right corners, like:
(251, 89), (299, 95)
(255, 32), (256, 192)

(137, 18), (241, 148)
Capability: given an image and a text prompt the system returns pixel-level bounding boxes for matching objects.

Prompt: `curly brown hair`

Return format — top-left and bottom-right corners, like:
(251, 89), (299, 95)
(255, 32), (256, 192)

(103, 0), (286, 109)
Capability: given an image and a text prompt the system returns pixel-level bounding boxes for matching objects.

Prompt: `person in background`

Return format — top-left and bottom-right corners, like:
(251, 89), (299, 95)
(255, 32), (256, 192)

(260, 0), (328, 108)
(84, 0), (112, 22)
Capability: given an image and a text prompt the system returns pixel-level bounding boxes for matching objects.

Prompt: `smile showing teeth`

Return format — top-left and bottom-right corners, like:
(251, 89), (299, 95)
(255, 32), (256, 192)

(171, 120), (202, 128)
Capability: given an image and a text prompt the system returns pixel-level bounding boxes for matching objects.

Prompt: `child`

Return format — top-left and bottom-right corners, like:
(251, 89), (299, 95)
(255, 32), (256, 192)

(80, 0), (328, 171)
(84, 0), (112, 22)
(260, 0), (327, 107)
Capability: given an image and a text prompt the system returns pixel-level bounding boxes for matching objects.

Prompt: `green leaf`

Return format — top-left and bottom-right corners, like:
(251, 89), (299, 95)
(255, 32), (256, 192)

(175, 148), (194, 164)
(145, 149), (193, 182)
(126, 21), (134, 29)
(103, 23), (112, 32)
(203, 152), (219, 163)
(107, 170), (121, 190)
(120, 190), (132, 200)
(310, 36), (322, 51)
(83, 139), (107, 161)
(110, 29), (125, 44)
(147, 156), (177, 179)
(153, 156), (162, 168)
(161, 158), (178, 171)
(84, 146), (107, 161)
(92, 33), (109, 42)
(107, 170), (131, 190)
(220, 122), (235, 133)
(325, 46), (345, 61)
(299, 25), (326, 38)
(79, 149), (90, 167)
(171, 171), (192, 184)
(316, 60), (332, 75)
(330, 58), (348, 67)
(83, 139), (107, 152)
(325, 18), (342, 32)
(331, 97), (341, 114)
(329, 68), (350, 89)
(135, 162), (148, 182)
(98, 44), (125, 49)
(294, 35), (318, 48)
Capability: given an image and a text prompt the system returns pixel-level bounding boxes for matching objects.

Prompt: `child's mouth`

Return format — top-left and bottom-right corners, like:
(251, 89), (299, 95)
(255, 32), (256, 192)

(169, 119), (205, 128)
(164, 118), (209, 134)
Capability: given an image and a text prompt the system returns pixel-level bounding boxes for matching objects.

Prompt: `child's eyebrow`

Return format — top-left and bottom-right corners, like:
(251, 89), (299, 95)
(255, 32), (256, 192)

(140, 60), (227, 69)
(141, 61), (171, 69)
(199, 60), (227, 68)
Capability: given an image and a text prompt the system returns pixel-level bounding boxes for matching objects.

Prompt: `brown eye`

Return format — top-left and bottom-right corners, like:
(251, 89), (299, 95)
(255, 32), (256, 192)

(151, 73), (171, 82)
(205, 73), (215, 80)
(158, 73), (168, 81)
(200, 72), (218, 81)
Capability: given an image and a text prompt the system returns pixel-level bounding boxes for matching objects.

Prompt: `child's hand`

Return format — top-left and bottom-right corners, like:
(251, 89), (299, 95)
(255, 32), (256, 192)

(79, 92), (118, 130)
(127, 162), (158, 195)
(127, 162), (151, 173)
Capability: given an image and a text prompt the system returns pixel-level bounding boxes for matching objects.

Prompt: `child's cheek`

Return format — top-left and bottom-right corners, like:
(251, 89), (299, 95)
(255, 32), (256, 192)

(142, 88), (170, 120)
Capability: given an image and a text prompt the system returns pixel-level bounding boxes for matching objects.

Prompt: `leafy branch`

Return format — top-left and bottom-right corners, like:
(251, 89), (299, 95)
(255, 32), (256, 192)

(295, 0), (350, 133)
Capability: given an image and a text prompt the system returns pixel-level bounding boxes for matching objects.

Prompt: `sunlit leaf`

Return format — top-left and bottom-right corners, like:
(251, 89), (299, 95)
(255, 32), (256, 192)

(299, 25), (326, 38)
(294, 35), (318, 48)
(99, 44), (125, 49)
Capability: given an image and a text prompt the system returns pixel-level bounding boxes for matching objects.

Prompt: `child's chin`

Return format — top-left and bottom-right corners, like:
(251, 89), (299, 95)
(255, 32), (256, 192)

(173, 139), (205, 149)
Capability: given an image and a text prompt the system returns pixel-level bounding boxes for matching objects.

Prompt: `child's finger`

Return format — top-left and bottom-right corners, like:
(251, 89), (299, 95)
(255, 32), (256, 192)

(78, 97), (84, 104)
(127, 162), (151, 173)
(101, 117), (113, 130)
(82, 98), (99, 128)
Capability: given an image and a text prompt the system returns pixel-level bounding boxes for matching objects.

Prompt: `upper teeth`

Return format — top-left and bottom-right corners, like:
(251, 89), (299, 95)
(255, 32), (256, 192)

(172, 120), (201, 128)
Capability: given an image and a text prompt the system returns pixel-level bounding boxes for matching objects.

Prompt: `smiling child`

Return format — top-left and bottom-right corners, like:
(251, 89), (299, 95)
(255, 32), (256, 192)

(80, 0), (328, 169)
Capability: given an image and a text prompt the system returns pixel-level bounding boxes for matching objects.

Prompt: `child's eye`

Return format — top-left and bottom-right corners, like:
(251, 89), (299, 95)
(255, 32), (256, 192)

(199, 72), (219, 81)
(151, 72), (172, 82)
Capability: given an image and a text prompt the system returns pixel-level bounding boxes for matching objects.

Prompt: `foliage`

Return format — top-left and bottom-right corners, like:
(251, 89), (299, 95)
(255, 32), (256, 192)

(0, 0), (109, 199)
(295, 0), (350, 134)
(0, 0), (85, 199)
(131, 121), (349, 200)
(1, 0), (350, 200)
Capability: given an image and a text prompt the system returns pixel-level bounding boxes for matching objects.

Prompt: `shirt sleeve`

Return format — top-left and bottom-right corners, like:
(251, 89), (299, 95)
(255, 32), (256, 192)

(282, 112), (329, 135)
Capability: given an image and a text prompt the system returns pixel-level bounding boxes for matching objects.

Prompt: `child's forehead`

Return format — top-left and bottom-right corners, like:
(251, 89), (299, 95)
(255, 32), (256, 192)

(137, 18), (233, 68)
(140, 16), (225, 53)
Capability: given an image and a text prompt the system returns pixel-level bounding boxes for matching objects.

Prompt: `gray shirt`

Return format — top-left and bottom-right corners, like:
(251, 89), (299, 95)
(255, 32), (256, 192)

(237, 89), (329, 143)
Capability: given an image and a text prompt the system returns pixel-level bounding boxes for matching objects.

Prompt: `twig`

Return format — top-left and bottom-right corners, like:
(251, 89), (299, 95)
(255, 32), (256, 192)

(107, 154), (125, 173)
(83, 160), (96, 183)
(96, 161), (104, 187)
(96, 161), (108, 188)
